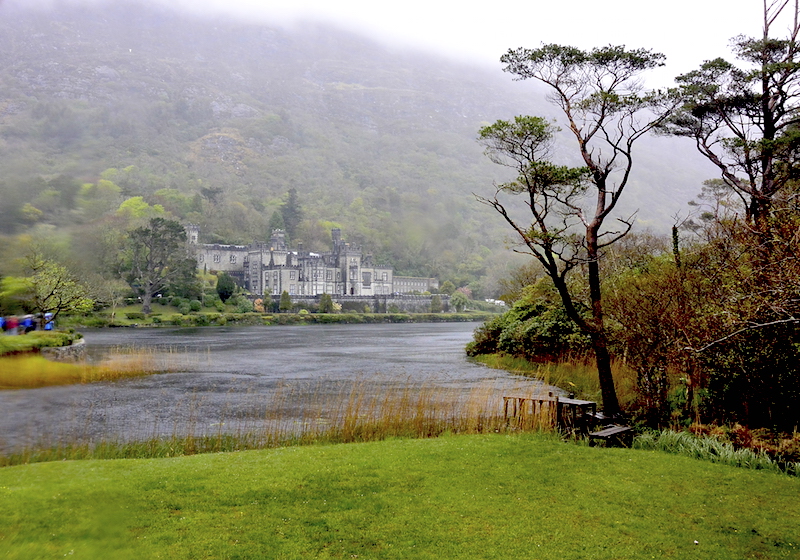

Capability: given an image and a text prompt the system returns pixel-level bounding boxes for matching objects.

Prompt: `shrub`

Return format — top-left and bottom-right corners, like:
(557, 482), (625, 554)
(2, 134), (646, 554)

(233, 296), (253, 313)
(466, 287), (590, 362)
(125, 312), (146, 321)
(216, 272), (236, 303)
(189, 300), (202, 312)
(77, 317), (111, 328)
(0, 331), (82, 356)
(177, 303), (191, 315)
(318, 293), (335, 313)
(192, 313), (211, 326)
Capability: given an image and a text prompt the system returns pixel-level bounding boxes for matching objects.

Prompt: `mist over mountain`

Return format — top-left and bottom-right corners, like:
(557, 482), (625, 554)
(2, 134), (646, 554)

(0, 0), (715, 294)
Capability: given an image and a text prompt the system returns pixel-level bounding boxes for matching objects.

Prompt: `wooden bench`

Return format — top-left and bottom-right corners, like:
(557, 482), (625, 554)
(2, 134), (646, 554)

(588, 425), (634, 447)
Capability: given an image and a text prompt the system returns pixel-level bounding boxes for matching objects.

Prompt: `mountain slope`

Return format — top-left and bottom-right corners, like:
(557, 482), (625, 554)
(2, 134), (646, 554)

(0, 0), (715, 294)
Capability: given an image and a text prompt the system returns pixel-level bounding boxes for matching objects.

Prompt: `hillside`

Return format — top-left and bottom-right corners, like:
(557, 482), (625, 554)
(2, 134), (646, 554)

(0, 0), (716, 294)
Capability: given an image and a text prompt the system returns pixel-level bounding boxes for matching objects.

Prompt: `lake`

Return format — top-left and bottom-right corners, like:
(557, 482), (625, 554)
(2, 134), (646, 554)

(0, 323), (552, 453)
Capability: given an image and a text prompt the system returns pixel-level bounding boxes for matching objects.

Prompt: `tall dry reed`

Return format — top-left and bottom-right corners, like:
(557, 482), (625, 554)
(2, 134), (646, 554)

(472, 354), (638, 409)
(0, 376), (558, 466)
(0, 347), (195, 389)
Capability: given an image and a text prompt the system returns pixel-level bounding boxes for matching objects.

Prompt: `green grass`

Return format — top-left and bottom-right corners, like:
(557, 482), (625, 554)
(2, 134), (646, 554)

(635, 429), (800, 475)
(0, 331), (82, 356)
(0, 434), (797, 559)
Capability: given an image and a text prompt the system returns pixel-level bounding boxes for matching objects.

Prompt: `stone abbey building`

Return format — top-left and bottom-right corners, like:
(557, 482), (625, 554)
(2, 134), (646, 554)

(188, 226), (438, 298)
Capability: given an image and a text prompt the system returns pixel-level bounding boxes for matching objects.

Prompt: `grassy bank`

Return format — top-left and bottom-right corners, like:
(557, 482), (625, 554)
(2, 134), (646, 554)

(0, 331), (82, 356)
(61, 308), (495, 329)
(471, 353), (638, 408)
(0, 434), (797, 559)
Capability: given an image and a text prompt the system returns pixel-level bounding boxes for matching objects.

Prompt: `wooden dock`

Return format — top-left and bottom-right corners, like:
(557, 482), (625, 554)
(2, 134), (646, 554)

(502, 394), (597, 435)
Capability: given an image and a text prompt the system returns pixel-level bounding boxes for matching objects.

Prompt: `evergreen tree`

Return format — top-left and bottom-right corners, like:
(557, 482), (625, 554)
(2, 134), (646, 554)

(281, 188), (303, 243)
(318, 292), (334, 313)
(216, 272), (236, 303)
(279, 290), (292, 313)
(268, 210), (285, 234)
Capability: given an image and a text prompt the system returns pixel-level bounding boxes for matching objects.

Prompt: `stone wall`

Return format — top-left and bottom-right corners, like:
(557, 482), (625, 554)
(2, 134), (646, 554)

(270, 294), (449, 314)
(40, 338), (87, 363)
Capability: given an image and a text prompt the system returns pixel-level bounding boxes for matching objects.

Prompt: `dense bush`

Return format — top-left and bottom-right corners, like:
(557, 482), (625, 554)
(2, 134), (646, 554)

(230, 295), (253, 313)
(466, 286), (590, 362)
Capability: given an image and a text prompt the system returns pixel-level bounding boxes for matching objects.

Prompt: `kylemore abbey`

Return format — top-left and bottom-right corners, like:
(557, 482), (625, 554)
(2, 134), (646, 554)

(188, 226), (439, 298)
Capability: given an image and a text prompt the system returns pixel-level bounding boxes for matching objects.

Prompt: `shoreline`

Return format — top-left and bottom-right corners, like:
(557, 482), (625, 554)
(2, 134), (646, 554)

(63, 310), (497, 329)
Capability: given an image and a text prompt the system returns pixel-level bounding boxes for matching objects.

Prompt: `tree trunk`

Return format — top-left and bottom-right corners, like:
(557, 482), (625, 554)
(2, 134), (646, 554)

(587, 225), (622, 418)
(590, 330), (621, 418)
(141, 290), (153, 315)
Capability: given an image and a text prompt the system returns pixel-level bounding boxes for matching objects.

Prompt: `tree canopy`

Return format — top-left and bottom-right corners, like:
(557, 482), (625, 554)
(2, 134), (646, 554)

(660, 0), (800, 227)
(0, 251), (95, 322)
(123, 218), (195, 314)
(480, 44), (676, 417)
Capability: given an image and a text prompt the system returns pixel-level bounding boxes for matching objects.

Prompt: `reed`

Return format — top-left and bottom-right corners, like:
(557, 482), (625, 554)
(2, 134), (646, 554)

(0, 376), (558, 466)
(471, 353), (638, 408)
(0, 346), (192, 389)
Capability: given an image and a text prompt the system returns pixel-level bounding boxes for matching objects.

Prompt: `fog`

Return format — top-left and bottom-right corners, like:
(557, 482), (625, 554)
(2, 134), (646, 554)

(5, 0), (763, 87)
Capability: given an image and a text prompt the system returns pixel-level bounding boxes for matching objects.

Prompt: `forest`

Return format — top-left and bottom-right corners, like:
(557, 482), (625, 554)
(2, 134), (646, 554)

(467, 1), (800, 446)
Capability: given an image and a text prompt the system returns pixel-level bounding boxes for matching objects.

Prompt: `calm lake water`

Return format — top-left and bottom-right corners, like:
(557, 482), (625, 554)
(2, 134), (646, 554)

(0, 323), (552, 452)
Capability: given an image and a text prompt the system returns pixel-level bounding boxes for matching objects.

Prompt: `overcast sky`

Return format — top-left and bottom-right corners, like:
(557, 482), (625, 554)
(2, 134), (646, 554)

(13, 0), (765, 87)
(157, 0), (762, 87)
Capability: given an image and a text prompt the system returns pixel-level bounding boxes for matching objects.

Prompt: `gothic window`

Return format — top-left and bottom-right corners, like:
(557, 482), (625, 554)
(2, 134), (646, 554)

(290, 270), (296, 280)
(290, 284), (296, 295)
(199, 254), (204, 263)
(213, 254), (221, 263)
(382, 272), (388, 282)
(326, 270), (332, 281)
(362, 272), (372, 287)
(230, 255), (237, 264)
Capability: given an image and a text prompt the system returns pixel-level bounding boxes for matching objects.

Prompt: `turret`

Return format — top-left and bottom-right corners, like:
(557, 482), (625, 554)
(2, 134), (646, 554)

(270, 229), (287, 251)
(185, 224), (200, 245)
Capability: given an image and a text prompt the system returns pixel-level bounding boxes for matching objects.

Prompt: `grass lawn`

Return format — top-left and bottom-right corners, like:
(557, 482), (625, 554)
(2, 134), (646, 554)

(0, 434), (797, 559)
